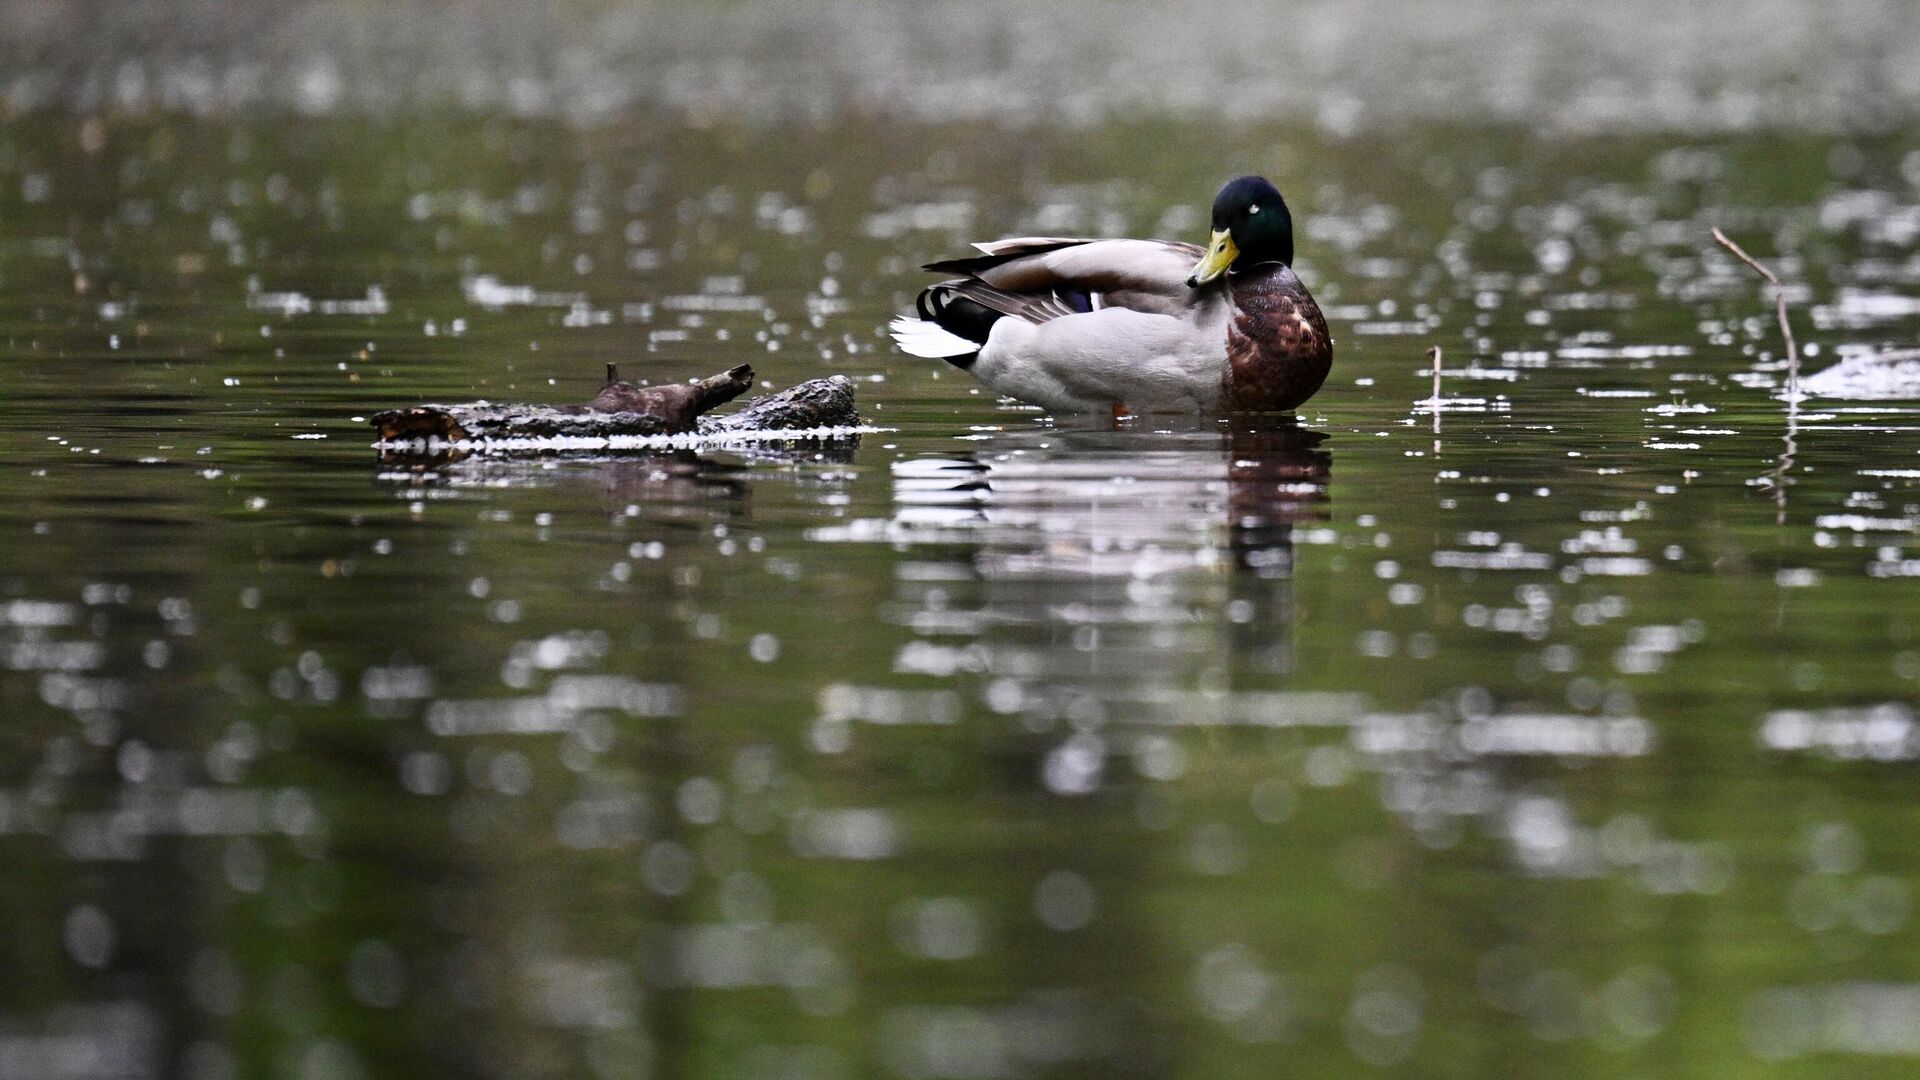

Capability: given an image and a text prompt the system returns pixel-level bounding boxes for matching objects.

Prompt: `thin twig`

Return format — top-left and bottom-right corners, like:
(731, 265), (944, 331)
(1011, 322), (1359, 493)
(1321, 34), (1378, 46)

(1712, 227), (1799, 397)
(1713, 228), (1802, 523)
(1427, 345), (1442, 436)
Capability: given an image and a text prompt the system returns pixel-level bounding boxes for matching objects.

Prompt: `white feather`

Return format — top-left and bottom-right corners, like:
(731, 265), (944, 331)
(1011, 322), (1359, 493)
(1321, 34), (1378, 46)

(971, 236), (1088, 256)
(889, 316), (980, 359)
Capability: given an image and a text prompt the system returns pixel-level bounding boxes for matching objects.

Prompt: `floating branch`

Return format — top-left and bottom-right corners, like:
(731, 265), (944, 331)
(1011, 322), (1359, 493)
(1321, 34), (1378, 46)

(371, 365), (861, 450)
(371, 365), (755, 442)
(705, 373), (861, 433)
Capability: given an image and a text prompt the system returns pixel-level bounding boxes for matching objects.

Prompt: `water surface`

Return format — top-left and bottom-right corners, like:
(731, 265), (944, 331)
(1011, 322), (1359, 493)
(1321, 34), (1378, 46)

(3, 112), (1920, 1079)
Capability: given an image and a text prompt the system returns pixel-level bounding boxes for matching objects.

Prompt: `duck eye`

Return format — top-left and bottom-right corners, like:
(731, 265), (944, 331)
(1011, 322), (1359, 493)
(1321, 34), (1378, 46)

(1248, 204), (1261, 215)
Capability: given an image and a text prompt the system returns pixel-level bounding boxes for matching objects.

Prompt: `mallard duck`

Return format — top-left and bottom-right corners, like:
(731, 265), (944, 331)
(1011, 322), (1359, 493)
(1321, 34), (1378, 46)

(890, 176), (1332, 414)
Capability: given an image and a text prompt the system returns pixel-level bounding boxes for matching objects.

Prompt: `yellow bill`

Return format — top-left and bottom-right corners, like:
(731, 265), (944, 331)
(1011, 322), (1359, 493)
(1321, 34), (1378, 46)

(1187, 229), (1238, 286)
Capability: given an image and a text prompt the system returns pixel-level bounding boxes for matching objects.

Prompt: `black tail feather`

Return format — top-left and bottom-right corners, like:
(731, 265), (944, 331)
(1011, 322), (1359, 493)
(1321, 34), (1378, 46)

(931, 295), (1002, 346)
(915, 284), (1005, 369)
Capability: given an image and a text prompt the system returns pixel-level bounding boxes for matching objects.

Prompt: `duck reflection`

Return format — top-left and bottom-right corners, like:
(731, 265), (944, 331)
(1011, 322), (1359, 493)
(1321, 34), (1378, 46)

(886, 419), (1331, 708)
(859, 420), (1333, 1074)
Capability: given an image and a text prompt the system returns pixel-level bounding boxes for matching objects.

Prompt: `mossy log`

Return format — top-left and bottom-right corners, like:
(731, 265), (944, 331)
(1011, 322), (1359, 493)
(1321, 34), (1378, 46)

(371, 364), (860, 445)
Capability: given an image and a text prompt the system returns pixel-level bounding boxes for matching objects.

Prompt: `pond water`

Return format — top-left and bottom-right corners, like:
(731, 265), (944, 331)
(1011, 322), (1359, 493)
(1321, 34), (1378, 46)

(3, 108), (1920, 1080)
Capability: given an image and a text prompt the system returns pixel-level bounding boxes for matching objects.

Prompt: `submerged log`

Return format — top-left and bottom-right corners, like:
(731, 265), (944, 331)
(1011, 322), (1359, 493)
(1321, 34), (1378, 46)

(370, 364), (861, 451)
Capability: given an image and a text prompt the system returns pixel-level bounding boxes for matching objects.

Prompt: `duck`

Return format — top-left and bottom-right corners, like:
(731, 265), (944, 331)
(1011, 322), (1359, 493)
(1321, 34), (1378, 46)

(889, 176), (1332, 414)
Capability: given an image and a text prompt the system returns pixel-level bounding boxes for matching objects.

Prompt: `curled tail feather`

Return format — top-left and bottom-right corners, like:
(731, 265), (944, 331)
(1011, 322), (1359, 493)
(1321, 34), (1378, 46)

(890, 284), (1010, 370)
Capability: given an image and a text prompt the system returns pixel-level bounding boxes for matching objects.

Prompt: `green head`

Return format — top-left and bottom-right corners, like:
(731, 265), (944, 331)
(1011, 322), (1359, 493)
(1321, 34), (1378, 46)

(1187, 175), (1295, 286)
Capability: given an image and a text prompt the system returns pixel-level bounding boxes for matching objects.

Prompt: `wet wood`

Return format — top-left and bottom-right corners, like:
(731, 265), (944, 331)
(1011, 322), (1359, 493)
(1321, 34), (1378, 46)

(370, 365), (861, 449)
(1711, 228), (1799, 394)
(707, 373), (857, 432)
(372, 364), (756, 442)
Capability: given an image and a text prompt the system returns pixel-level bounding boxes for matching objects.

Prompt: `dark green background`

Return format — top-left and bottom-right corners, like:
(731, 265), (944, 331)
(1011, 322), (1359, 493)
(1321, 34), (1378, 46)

(2, 16), (1920, 1077)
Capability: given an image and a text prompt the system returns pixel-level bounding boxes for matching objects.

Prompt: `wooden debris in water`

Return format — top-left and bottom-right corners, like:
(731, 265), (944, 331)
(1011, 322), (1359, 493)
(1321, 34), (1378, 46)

(371, 364), (757, 442)
(1428, 344), (1442, 436)
(1712, 227), (1799, 397)
(1714, 228), (1803, 523)
(369, 364), (862, 456)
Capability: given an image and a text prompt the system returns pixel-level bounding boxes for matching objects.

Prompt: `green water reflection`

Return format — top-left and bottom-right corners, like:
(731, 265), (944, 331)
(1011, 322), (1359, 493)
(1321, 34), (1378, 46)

(2, 112), (1920, 1079)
